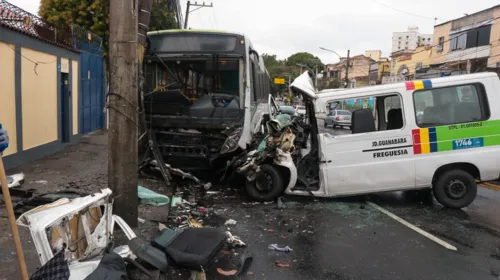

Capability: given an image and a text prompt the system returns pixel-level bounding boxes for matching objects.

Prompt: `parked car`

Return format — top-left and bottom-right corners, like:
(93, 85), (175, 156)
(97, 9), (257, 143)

(324, 109), (352, 129)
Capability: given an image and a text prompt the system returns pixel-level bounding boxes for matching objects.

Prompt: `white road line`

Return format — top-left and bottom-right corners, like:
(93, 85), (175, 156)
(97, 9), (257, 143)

(367, 201), (458, 251)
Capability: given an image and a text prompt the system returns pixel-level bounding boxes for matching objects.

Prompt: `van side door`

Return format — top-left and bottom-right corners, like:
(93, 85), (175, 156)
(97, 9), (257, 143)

(318, 92), (416, 196)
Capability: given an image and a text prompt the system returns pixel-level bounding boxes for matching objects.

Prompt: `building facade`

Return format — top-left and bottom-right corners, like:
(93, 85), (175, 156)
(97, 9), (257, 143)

(427, 4), (500, 76)
(392, 27), (432, 53)
(0, 1), (105, 169)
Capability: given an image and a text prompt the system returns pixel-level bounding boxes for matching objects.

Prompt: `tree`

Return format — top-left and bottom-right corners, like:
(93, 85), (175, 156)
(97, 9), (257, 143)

(150, 2), (179, 31)
(39, 0), (179, 55)
(286, 52), (325, 71)
(40, 0), (109, 53)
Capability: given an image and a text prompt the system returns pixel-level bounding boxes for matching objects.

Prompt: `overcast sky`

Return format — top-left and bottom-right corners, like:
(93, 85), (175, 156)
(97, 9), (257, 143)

(8, 0), (499, 64)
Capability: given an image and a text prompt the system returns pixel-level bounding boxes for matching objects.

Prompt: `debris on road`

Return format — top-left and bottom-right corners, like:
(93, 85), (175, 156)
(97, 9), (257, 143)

(226, 231), (246, 247)
(216, 268), (238, 276)
(150, 160), (212, 189)
(274, 261), (291, 268)
(138, 185), (170, 206)
(188, 216), (203, 228)
(3, 173), (24, 188)
(268, 244), (293, 252)
(224, 219), (237, 226)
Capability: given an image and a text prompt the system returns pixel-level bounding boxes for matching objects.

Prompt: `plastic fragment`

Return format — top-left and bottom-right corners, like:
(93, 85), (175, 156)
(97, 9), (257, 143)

(216, 268), (238, 276)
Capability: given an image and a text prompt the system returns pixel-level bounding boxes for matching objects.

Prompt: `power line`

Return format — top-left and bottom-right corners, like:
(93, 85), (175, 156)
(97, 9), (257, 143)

(3, 42), (56, 75)
(371, 0), (437, 20)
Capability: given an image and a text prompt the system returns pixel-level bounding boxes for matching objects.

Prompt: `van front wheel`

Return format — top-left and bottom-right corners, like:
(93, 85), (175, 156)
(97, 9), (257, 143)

(433, 170), (477, 209)
(245, 164), (285, 202)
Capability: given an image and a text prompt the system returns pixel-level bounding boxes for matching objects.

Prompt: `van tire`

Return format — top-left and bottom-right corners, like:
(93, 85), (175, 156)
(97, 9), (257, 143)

(245, 164), (285, 202)
(433, 169), (477, 209)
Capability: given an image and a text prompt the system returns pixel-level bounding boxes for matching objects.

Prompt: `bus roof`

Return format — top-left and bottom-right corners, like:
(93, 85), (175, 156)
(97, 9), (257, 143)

(147, 29), (245, 37)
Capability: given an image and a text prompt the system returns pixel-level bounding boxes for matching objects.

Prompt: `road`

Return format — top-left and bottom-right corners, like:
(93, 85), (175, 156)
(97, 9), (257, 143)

(2, 129), (500, 280)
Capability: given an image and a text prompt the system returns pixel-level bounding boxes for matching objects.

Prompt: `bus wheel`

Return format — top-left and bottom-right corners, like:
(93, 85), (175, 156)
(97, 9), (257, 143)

(433, 169), (477, 209)
(246, 164), (285, 202)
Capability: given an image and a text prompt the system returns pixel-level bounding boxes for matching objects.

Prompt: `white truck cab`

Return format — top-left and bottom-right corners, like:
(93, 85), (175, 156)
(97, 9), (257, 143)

(241, 71), (500, 209)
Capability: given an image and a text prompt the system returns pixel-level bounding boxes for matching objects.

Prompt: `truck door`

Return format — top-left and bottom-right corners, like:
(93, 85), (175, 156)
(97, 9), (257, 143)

(319, 93), (416, 196)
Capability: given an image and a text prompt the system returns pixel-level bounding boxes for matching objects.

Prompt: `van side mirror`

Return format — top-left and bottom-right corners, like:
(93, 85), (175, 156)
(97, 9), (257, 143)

(351, 109), (376, 134)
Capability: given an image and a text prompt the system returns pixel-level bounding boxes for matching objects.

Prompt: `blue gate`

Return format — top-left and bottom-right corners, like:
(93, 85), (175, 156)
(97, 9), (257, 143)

(79, 51), (104, 134)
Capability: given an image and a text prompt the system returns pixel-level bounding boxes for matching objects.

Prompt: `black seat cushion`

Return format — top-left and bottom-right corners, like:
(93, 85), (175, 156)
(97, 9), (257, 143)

(165, 228), (227, 270)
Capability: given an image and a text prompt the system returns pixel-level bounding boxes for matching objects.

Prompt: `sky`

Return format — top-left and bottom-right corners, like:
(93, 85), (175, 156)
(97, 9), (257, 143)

(8, 0), (500, 64)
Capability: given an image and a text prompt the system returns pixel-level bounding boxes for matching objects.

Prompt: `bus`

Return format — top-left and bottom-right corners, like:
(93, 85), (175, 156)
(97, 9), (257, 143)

(143, 29), (275, 171)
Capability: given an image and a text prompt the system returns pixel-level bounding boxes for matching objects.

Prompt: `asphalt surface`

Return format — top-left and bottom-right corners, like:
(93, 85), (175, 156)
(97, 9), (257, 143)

(2, 129), (500, 280)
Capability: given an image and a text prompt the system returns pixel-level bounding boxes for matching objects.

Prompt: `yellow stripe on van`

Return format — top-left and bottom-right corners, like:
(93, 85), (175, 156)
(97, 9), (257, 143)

(420, 128), (430, 154)
(414, 80), (424, 90)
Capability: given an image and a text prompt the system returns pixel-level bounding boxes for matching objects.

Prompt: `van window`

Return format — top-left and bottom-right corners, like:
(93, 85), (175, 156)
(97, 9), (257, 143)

(384, 96), (401, 123)
(413, 84), (489, 128)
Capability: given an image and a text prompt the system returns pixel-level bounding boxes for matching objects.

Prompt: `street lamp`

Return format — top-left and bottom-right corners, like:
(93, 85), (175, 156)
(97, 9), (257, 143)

(320, 46), (350, 88)
(319, 47), (342, 60)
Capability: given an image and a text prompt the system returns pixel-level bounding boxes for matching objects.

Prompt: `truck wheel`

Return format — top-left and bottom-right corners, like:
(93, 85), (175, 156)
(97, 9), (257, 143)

(433, 170), (477, 209)
(246, 164), (285, 202)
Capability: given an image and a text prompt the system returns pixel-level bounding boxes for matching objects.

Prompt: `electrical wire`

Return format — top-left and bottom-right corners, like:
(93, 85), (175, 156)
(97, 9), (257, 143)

(371, 0), (437, 20)
(3, 41), (56, 75)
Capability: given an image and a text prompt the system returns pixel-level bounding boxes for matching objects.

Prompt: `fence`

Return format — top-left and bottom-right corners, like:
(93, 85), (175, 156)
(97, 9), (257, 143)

(0, 0), (73, 49)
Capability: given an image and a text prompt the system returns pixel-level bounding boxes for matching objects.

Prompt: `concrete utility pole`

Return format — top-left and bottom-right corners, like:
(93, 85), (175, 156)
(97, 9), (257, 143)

(345, 49), (350, 88)
(109, 0), (139, 227)
(184, 1), (213, 29)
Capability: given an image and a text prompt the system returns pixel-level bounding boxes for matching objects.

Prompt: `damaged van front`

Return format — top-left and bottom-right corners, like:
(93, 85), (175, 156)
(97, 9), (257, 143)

(234, 71), (321, 201)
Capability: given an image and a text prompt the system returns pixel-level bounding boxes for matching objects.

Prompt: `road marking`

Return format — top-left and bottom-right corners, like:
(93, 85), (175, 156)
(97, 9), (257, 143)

(367, 202), (458, 251)
(480, 182), (500, 192)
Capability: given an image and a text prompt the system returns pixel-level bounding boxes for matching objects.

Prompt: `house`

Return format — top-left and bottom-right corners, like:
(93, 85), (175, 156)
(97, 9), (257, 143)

(390, 46), (433, 80)
(392, 27), (432, 53)
(428, 4), (500, 76)
(0, 1), (105, 169)
(369, 60), (391, 85)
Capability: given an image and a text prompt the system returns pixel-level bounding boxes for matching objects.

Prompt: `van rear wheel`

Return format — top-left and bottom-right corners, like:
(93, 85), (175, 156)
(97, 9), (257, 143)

(433, 170), (477, 209)
(245, 164), (285, 202)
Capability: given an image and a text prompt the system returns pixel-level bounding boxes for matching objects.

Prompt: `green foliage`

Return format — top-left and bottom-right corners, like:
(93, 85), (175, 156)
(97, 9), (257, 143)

(39, 0), (109, 55)
(150, 2), (179, 31)
(286, 52), (324, 70)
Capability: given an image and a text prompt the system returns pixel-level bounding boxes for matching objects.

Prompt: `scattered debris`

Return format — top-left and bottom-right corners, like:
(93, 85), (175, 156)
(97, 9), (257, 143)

(138, 185), (170, 206)
(216, 268), (238, 276)
(226, 231), (246, 247)
(188, 216), (203, 228)
(158, 223), (167, 231)
(247, 272), (254, 275)
(138, 217), (146, 224)
(205, 191), (220, 195)
(150, 160), (212, 189)
(220, 250), (232, 255)
(190, 270), (207, 280)
(281, 234), (288, 239)
(274, 261), (291, 268)
(224, 219), (237, 226)
(268, 244), (293, 252)
(171, 196), (183, 207)
(3, 173), (24, 188)
(264, 228), (275, 233)
(33, 180), (48, 185)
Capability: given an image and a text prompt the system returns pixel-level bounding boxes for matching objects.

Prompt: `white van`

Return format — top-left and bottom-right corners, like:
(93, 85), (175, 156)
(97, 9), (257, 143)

(238, 71), (500, 209)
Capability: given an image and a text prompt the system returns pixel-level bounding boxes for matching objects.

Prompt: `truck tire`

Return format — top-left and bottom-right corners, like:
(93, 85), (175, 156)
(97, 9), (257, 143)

(433, 169), (477, 209)
(246, 164), (285, 202)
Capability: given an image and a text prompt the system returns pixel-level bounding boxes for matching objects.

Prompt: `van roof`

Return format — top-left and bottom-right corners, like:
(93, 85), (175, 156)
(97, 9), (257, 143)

(318, 73), (498, 100)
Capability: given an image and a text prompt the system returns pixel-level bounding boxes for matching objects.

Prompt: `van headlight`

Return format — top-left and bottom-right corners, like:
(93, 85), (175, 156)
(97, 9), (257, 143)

(221, 128), (242, 154)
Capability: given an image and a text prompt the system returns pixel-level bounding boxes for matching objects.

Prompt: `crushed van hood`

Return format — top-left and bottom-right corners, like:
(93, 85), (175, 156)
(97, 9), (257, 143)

(290, 71), (317, 99)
